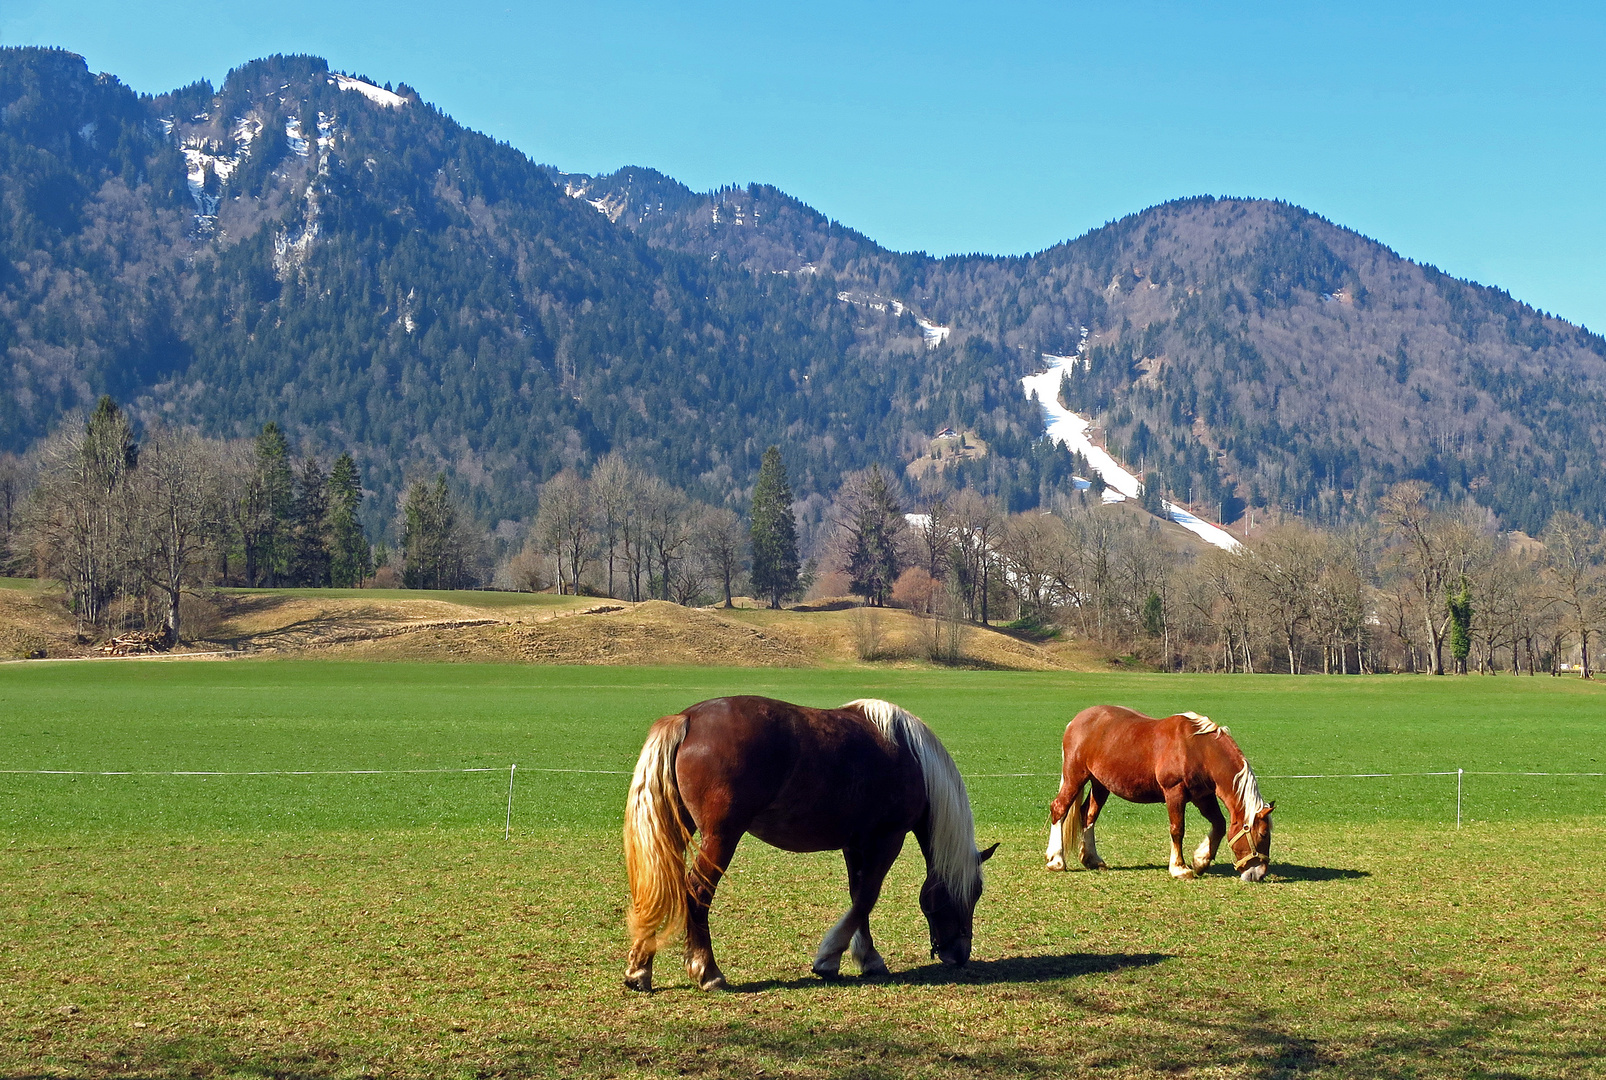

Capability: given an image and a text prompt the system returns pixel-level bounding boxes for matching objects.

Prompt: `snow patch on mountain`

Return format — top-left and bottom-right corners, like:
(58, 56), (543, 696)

(330, 74), (407, 108)
(1022, 336), (1241, 551)
(173, 113), (265, 234)
(917, 318), (950, 348)
(285, 116), (309, 157)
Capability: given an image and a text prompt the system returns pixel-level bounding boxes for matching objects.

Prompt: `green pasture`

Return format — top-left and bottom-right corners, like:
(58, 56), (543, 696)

(2, 662), (1603, 1078)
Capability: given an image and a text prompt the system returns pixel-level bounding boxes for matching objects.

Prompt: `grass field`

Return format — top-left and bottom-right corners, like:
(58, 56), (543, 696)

(3, 662), (1604, 1078)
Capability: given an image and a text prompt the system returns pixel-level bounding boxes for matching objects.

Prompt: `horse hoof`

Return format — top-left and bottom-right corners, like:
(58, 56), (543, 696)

(699, 975), (729, 992)
(1083, 860), (1108, 871)
(1045, 857), (1065, 872)
(859, 959), (890, 978)
(811, 960), (843, 980)
(1170, 868), (1197, 880)
(623, 974), (653, 993)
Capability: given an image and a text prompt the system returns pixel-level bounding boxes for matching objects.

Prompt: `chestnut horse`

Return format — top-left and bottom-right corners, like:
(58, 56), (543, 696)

(623, 695), (997, 991)
(1045, 706), (1274, 881)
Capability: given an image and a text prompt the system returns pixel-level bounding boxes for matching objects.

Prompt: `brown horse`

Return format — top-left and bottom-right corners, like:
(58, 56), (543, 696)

(623, 695), (997, 992)
(1045, 706), (1274, 881)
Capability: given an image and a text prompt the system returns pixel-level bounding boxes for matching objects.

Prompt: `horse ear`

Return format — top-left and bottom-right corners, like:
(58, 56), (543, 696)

(977, 842), (1000, 864)
(1258, 802), (1275, 818)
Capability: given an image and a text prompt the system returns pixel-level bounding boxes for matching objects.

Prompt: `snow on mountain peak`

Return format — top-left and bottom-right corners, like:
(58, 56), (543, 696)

(329, 75), (407, 109)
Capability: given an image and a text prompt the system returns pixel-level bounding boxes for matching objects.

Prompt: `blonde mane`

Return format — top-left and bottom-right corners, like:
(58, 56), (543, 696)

(845, 698), (981, 904)
(1182, 712), (1264, 818)
(1234, 760), (1267, 818)
(1181, 710), (1228, 737)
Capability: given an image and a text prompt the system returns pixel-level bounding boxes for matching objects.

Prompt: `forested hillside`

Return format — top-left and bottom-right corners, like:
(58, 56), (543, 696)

(556, 170), (1606, 534)
(6, 46), (1606, 540)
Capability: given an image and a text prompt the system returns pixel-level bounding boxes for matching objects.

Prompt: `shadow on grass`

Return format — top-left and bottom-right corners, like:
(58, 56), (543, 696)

(1072, 861), (1370, 882)
(1269, 863), (1370, 883)
(730, 950), (1170, 993)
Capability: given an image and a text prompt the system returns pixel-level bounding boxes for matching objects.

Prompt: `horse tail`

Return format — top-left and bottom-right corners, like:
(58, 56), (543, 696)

(624, 714), (692, 952)
(1065, 781), (1087, 856)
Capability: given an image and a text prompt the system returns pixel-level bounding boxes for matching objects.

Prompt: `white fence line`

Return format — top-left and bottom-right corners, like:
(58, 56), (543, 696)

(6, 765), (1597, 836)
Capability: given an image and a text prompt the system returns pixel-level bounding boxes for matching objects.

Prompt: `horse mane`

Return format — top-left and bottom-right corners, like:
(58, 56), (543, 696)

(844, 698), (981, 904)
(1181, 710), (1228, 737)
(1234, 760), (1268, 818)
(1182, 712), (1265, 817)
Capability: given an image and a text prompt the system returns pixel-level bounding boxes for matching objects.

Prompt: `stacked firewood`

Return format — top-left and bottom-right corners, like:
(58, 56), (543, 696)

(98, 630), (172, 656)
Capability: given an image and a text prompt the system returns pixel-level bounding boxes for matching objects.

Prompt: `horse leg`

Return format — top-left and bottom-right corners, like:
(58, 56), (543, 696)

(1045, 764), (1088, 871)
(683, 827), (742, 990)
(1192, 794), (1227, 872)
(1080, 781), (1110, 870)
(815, 833), (905, 978)
(1164, 786), (1196, 879)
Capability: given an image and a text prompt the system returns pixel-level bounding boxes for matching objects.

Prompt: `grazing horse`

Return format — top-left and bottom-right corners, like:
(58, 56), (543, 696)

(623, 695), (997, 991)
(1044, 706), (1274, 881)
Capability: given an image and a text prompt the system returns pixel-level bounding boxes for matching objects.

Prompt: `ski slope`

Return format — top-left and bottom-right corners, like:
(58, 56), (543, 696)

(1022, 352), (1241, 551)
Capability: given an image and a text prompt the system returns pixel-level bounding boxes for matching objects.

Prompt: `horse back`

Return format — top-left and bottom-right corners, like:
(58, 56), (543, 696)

(675, 695), (926, 853)
(1062, 705), (1213, 803)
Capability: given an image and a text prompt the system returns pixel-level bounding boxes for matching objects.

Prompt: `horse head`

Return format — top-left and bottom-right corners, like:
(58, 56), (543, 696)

(920, 843), (998, 965)
(1229, 802), (1275, 882)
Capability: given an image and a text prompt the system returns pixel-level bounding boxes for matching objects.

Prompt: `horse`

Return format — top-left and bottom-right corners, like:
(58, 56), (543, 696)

(623, 695), (998, 992)
(1044, 706), (1274, 881)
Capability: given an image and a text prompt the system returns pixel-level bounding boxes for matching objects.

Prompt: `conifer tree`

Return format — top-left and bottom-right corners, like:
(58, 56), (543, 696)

(251, 423), (294, 585)
(326, 452), (371, 587)
(842, 465), (905, 606)
(289, 457), (331, 587)
(749, 446), (799, 609)
(402, 474), (459, 590)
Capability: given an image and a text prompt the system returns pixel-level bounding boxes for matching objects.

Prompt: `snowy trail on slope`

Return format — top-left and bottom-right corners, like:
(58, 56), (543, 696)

(1022, 355), (1241, 551)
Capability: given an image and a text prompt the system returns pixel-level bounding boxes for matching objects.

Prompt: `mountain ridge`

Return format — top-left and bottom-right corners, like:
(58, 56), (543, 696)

(4, 46), (1605, 538)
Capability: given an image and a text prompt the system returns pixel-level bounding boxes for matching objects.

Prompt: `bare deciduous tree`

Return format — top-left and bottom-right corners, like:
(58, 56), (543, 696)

(1541, 511), (1604, 678)
(128, 427), (225, 644)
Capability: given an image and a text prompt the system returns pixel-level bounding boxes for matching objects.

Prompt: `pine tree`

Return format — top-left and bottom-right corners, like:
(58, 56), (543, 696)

(326, 452), (371, 587)
(403, 474), (458, 590)
(749, 446), (800, 609)
(289, 456), (331, 587)
(843, 466), (905, 606)
(1140, 472), (1166, 518)
(251, 423), (294, 585)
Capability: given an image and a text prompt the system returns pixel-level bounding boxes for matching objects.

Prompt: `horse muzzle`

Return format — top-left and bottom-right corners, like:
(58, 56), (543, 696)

(1239, 863), (1268, 882)
(933, 937), (972, 967)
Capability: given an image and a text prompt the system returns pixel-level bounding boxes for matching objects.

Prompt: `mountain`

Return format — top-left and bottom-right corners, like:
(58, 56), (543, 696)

(5, 46), (1606, 538)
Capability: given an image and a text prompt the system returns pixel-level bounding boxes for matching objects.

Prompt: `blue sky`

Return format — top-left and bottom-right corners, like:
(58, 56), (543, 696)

(6, 2), (1603, 329)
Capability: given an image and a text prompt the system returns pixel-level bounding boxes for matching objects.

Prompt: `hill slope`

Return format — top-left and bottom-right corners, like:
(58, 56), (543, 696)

(5, 46), (1606, 535)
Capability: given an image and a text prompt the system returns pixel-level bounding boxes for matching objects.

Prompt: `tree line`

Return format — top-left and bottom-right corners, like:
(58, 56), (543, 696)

(9, 399), (381, 642)
(4, 399), (1601, 675)
(864, 478), (1604, 677)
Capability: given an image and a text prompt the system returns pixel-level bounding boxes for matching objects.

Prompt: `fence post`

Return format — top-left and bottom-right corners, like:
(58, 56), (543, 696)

(1456, 768), (1463, 829)
(505, 763), (517, 840)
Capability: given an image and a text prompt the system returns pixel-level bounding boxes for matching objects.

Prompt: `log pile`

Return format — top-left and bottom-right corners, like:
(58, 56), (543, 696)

(99, 630), (171, 656)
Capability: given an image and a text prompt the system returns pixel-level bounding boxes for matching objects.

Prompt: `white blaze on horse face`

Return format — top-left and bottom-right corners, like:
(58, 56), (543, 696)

(1045, 815), (1066, 870)
(1241, 864), (1267, 882)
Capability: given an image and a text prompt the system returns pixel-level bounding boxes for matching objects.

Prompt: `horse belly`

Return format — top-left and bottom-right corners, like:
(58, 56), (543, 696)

(1092, 767), (1165, 804)
(745, 815), (851, 854)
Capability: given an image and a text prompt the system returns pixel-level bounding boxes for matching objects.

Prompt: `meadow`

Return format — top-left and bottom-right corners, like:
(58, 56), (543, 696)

(2, 661), (1603, 1078)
